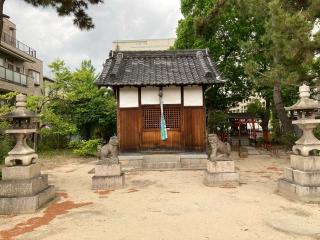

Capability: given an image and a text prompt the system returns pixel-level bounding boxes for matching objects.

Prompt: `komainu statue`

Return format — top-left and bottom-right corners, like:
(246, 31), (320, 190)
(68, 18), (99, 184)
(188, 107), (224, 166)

(208, 133), (231, 161)
(97, 136), (119, 165)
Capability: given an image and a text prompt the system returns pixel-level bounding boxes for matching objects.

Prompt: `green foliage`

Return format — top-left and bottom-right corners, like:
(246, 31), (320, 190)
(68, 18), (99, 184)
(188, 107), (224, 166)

(27, 95), (44, 113)
(0, 92), (16, 131)
(176, 0), (319, 138)
(0, 135), (13, 164)
(278, 133), (297, 149)
(0, 92), (16, 164)
(207, 110), (230, 134)
(247, 100), (264, 116)
(26, 59), (116, 150)
(175, 0), (263, 109)
(40, 110), (77, 137)
(70, 139), (101, 156)
(242, 0), (320, 86)
(48, 59), (116, 140)
(314, 125), (320, 140)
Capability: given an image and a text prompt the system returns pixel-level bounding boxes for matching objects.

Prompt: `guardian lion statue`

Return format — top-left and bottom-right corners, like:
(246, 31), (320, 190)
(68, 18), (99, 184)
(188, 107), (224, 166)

(97, 136), (119, 165)
(208, 133), (231, 161)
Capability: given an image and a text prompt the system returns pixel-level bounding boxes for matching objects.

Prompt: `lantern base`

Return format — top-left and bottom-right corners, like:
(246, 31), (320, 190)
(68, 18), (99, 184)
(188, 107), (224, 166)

(278, 155), (320, 203)
(0, 185), (55, 214)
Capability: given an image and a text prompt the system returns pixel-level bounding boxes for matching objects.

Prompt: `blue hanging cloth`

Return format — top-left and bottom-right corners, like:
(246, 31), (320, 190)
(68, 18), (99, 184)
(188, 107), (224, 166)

(159, 90), (167, 141)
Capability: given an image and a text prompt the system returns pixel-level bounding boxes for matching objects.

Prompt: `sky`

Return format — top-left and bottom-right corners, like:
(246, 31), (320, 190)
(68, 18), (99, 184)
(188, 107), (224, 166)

(5, 0), (183, 76)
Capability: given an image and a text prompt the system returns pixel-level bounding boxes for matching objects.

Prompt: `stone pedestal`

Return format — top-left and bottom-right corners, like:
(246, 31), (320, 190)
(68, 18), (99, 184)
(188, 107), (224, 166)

(0, 163), (56, 214)
(278, 155), (320, 202)
(92, 163), (124, 190)
(203, 159), (239, 187)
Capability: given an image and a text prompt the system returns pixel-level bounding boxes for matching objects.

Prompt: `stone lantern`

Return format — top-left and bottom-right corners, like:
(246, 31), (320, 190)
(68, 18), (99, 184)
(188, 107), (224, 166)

(5, 93), (38, 166)
(0, 94), (55, 214)
(278, 84), (320, 202)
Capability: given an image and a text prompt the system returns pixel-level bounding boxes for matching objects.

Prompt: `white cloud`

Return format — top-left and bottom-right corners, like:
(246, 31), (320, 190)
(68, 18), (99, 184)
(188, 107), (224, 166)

(4, 0), (182, 75)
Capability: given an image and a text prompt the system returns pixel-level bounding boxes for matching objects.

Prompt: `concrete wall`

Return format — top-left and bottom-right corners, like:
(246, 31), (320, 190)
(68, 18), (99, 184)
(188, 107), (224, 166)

(2, 17), (16, 39)
(112, 38), (176, 51)
(0, 17), (43, 96)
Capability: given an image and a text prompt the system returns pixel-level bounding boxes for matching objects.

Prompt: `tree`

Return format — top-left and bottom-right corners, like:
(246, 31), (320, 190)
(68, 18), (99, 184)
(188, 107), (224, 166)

(0, 92), (16, 163)
(174, 0), (264, 110)
(242, 0), (320, 135)
(176, 0), (320, 137)
(28, 59), (116, 148)
(0, 0), (103, 38)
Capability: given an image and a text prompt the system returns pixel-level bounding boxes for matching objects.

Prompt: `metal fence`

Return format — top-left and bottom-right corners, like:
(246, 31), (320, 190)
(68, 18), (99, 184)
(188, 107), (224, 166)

(0, 65), (28, 86)
(1, 32), (37, 58)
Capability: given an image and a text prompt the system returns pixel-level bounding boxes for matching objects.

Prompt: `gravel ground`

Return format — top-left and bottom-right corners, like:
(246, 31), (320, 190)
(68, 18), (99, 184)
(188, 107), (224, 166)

(1, 152), (320, 240)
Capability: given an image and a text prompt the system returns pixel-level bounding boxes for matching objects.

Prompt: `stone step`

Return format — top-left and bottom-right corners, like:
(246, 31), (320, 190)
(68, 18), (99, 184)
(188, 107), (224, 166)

(143, 154), (181, 163)
(142, 161), (181, 169)
(120, 153), (207, 170)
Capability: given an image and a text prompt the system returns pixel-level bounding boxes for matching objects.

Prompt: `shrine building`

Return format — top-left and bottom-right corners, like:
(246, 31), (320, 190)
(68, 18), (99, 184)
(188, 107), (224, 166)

(96, 49), (225, 152)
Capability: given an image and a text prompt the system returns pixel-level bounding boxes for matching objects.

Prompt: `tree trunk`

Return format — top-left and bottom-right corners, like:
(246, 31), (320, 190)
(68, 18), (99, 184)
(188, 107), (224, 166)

(261, 98), (270, 132)
(0, 0), (5, 40)
(261, 98), (271, 142)
(273, 81), (294, 134)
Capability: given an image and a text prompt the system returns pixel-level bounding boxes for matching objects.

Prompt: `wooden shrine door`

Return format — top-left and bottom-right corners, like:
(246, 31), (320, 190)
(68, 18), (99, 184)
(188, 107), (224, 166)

(141, 105), (182, 151)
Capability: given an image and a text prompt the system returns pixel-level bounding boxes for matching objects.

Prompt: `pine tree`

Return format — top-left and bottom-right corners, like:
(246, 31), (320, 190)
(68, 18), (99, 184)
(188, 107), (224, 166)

(0, 0), (103, 38)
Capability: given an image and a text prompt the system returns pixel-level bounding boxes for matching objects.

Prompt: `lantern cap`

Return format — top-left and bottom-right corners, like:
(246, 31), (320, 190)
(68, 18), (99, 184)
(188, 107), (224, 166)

(6, 93), (37, 119)
(285, 84), (319, 111)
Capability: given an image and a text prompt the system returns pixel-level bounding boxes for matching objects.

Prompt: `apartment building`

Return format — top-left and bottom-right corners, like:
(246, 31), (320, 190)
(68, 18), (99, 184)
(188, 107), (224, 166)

(229, 94), (266, 113)
(112, 38), (176, 51)
(0, 15), (43, 96)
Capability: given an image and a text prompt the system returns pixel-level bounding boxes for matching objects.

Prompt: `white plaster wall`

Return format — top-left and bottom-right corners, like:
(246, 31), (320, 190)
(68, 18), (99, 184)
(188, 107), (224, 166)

(163, 86), (181, 104)
(183, 86), (203, 106)
(119, 87), (139, 108)
(141, 87), (159, 105)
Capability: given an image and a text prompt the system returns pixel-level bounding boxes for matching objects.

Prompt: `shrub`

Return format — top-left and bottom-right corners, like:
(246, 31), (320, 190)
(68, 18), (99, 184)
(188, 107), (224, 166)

(70, 139), (102, 157)
(0, 135), (14, 165)
(314, 124), (320, 140)
(278, 133), (297, 150)
(207, 110), (230, 134)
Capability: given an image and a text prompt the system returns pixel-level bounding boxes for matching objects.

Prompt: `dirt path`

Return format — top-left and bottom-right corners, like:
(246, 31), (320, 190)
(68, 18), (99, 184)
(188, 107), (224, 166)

(1, 153), (320, 240)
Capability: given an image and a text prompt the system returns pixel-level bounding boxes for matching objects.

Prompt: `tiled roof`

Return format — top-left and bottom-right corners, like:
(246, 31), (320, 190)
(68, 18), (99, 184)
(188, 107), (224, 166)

(95, 49), (226, 87)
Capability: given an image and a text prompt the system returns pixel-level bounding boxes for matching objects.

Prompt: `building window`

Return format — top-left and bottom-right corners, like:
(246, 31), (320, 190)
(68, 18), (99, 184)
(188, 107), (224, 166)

(30, 70), (40, 85)
(143, 105), (180, 130)
(7, 63), (13, 70)
(0, 57), (4, 67)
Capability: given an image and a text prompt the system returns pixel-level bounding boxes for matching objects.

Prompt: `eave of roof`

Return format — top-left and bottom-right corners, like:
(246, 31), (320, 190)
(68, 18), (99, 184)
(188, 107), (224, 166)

(95, 49), (226, 87)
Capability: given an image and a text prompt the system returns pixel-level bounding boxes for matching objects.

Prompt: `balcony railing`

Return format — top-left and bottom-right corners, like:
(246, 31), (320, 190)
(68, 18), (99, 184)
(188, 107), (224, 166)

(1, 32), (37, 58)
(0, 65), (28, 86)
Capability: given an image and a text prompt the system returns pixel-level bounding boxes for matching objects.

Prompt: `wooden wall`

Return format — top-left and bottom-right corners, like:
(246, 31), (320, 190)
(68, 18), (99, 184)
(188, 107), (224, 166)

(141, 130), (181, 150)
(183, 107), (205, 151)
(116, 86), (206, 152)
(118, 108), (140, 151)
